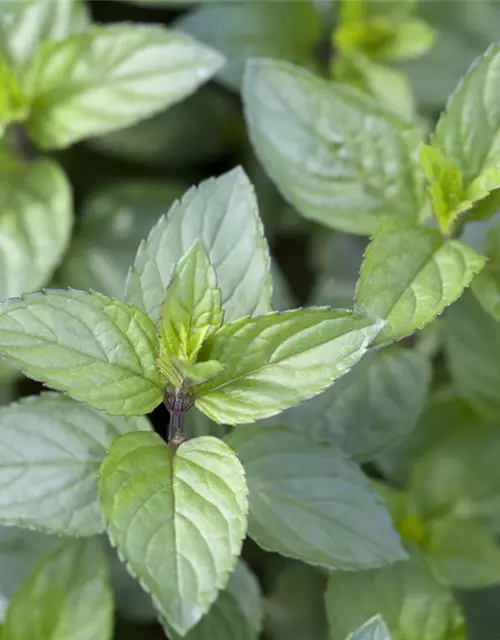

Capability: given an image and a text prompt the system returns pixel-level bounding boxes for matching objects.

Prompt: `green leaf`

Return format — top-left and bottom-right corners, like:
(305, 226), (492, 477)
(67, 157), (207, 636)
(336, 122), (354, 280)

(0, 55), (28, 124)
(346, 617), (392, 640)
(243, 59), (426, 235)
(420, 144), (470, 235)
(0, 0), (89, 71)
(265, 563), (328, 640)
(424, 517), (500, 590)
(23, 24), (224, 150)
(444, 291), (500, 419)
(432, 44), (500, 193)
(158, 242), (223, 368)
(275, 347), (431, 461)
(470, 219), (500, 320)
(99, 431), (248, 636)
(194, 308), (383, 425)
(0, 393), (150, 536)
(167, 560), (262, 640)
(0, 526), (59, 622)
(4, 538), (113, 640)
(110, 549), (157, 623)
(125, 167), (272, 325)
(59, 180), (186, 299)
(226, 426), (405, 570)
(0, 290), (164, 415)
(325, 547), (466, 640)
(355, 222), (485, 346)
(0, 156), (72, 300)
(176, 1), (321, 92)
(410, 419), (500, 536)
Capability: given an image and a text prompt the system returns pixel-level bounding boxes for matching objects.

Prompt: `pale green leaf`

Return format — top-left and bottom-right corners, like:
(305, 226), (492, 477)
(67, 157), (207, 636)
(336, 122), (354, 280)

(347, 617), (392, 640)
(110, 550), (157, 623)
(0, 526), (59, 622)
(125, 167), (272, 324)
(0, 393), (151, 536)
(243, 59), (426, 235)
(432, 44), (500, 191)
(24, 24), (224, 150)
(0, 156), (72, 300)
(167, 560), (262, 640)
(0, 0), (89, 70)
(0, 55), (28, 124)
(4, 538), (113, 640)
(444, 291), (500, 419)
(170, 358), (223, 385)
(99, 431), (248, 636)
(410, 419), (500, 536)
(226, 426), (406, 570)
(265, 563), (328, 640)
(176, 1), (321, 91)
(355, 222), (485, 346)
(0, 290), (164, 415)
(158, 242), (223, 366)
(194, 308), (383, 425)
(325, 547), (466, 640)
(276, 347), (431, 461)
(59, 181), (186, 299)
(424, 517), (500, 590)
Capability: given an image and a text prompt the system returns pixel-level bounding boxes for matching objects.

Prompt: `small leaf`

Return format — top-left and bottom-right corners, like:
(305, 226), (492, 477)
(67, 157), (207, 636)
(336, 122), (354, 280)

(0, 526), (59, 622)
(0, 393), (151, 535)
(432, 44), (500, 193)
(4, 538), (113, 640)
(346, 616), (392, 640)
(226, 426), (405, 570)
(158, 242), (223, 366)
(0, 290), (164, 415)
(176, 1), (321, 91)
(171, 358), (224, 385)
(125, 167), (272, 324)
(424, 517), (500, 590)
(99, 431), (248, 636)
(23, 24), (224, 149)
(276, 347), (431, 461)
(167, 560), (263, 640)
(59, 180), (186, 299)
(355, 222), (485, 346)
(0, 55), (28, 124)
(243, 59), (426, 235)
(444, 291), (500, 420)
(0, 0), (89, 70)
(420, 144), (470, 235)
(0, 156), (72, 300)
(325, 546), (466, 640)
(194, 308), (383, 425)
(470, 219), (500, 320)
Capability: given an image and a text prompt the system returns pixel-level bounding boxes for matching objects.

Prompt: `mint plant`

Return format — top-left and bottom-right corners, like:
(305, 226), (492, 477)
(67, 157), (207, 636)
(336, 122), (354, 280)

(1, 1), (500, 639)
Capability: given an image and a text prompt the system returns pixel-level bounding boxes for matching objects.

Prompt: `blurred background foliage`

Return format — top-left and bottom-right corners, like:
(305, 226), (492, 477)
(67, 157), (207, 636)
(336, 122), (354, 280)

(3, 1), (500, 639)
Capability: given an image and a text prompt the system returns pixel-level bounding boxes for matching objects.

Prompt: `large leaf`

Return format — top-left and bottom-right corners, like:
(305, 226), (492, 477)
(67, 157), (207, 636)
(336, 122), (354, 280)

(0, 155), (72, 300)
(410, 419), (500, 535)
(0, 0), (89, 70)
(265, 563), (328, 640)
(0, 290), (164, 415)
(23, 24), (224, 149)
(347, 617), (392, 640)
(243, 59), (426, 235)
(0, 393), (150, 536)
(59, 180), (186, 299)
(194, 308), (383, 425)
(109, 549), (157, 623)
(4, 538), (113, 640)
(168, 560), (262, 640)
(444, 291), (500, 419)
(325, 547), (466, 640)
(432, 44), (500, 190)
(355, 223), (485, 346)
(125, 168), (272, 324)
(276, 347), (431, 461)
(226, 426), (405, 570)
(0, 526), (59, 622)
(176, 1), (321, 91)
(99, 431), (248, 636)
